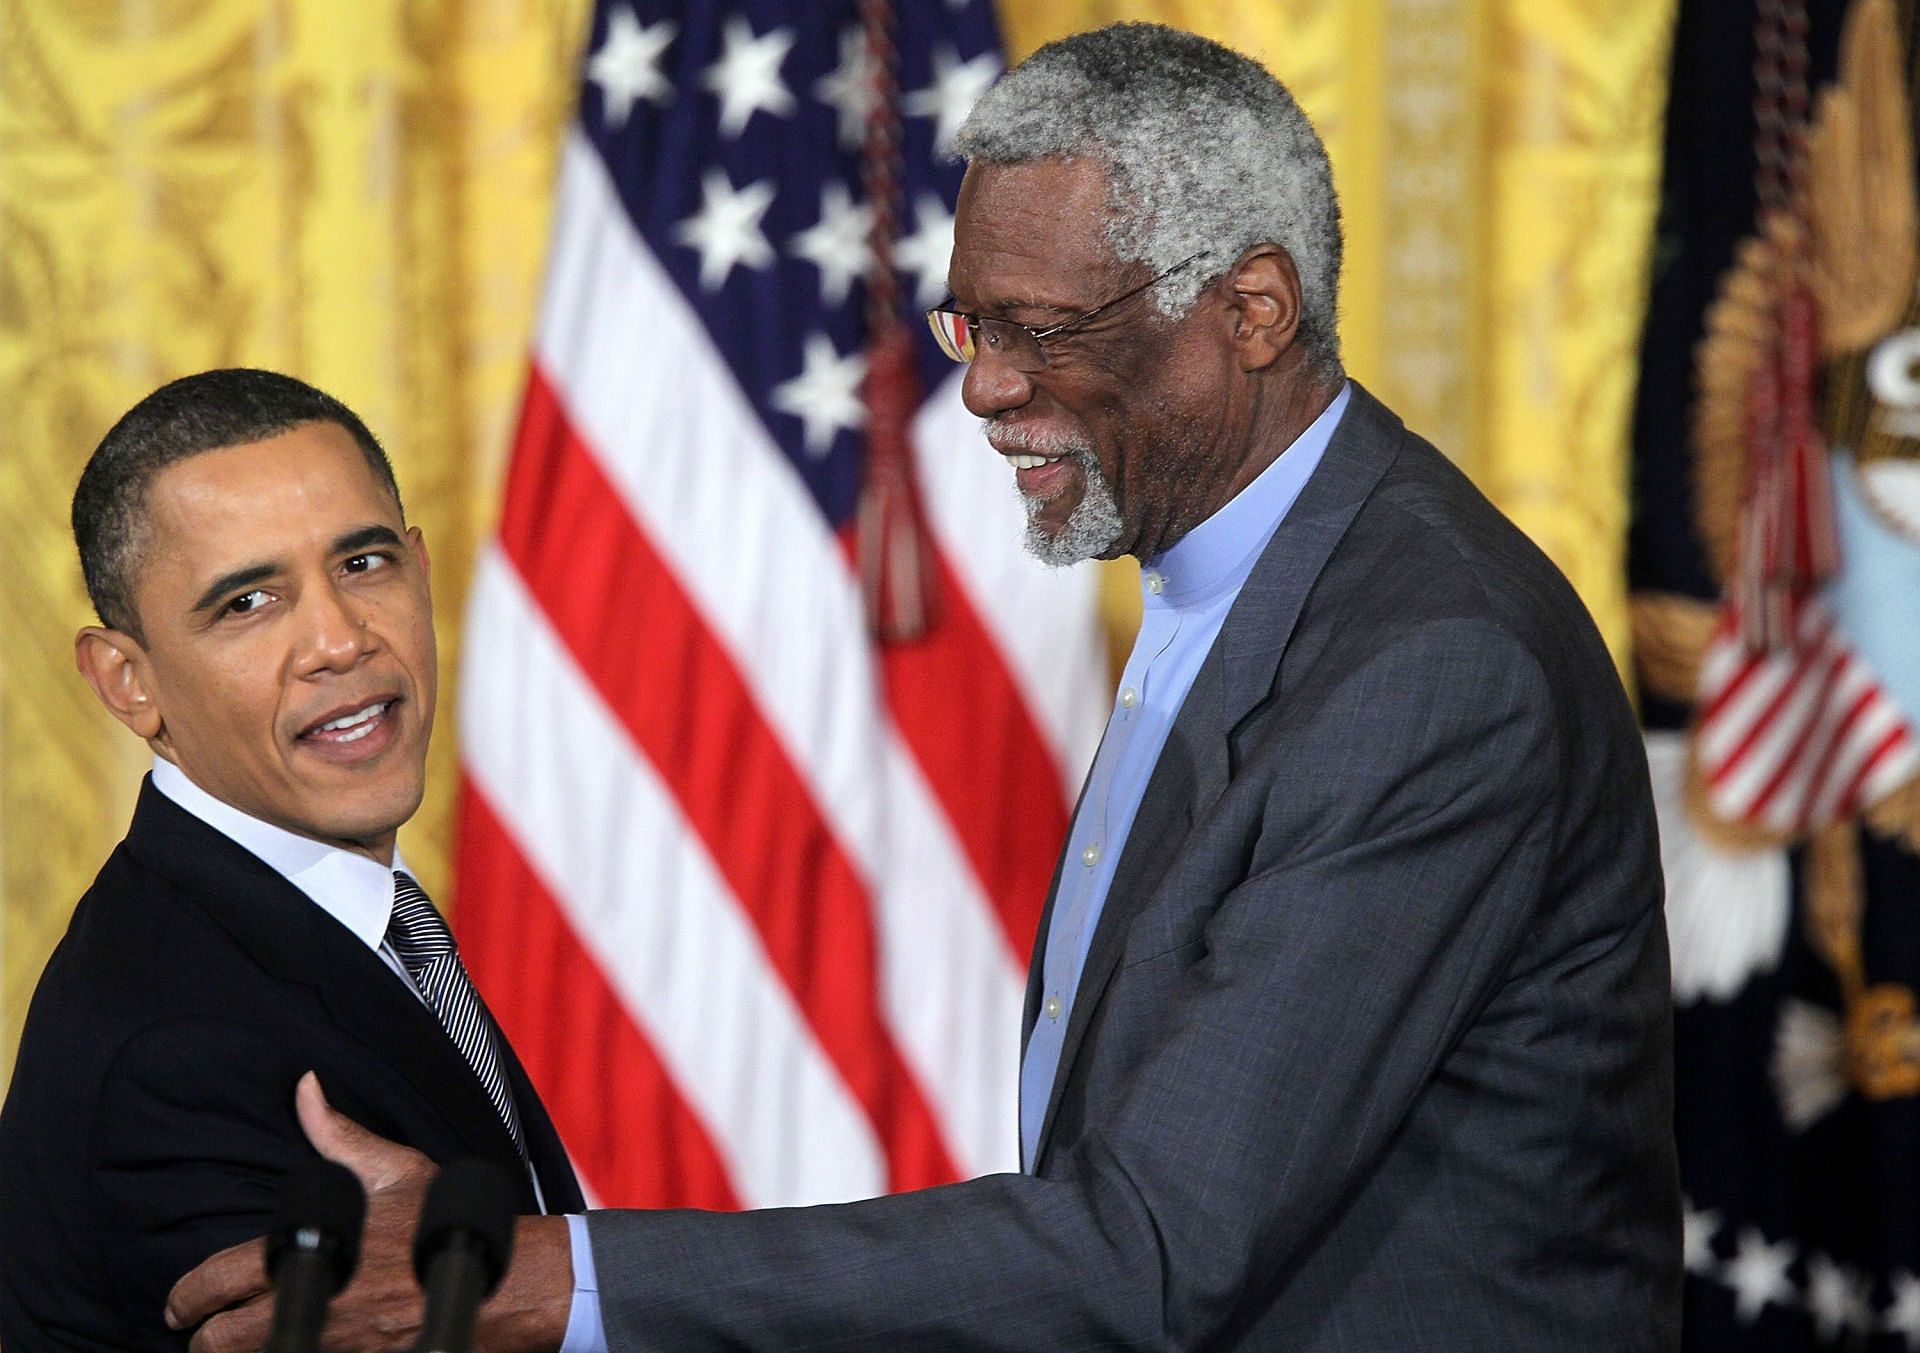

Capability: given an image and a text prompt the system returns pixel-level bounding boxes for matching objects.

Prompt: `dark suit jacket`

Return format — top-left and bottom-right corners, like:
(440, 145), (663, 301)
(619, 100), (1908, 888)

(585, 384), (1681, 1350)
(0, 778), (584, 1351)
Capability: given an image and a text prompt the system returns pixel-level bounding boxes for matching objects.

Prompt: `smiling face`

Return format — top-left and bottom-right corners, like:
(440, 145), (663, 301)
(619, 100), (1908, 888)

(949, 157), (1259, 563)
(77, 420), (436, 862)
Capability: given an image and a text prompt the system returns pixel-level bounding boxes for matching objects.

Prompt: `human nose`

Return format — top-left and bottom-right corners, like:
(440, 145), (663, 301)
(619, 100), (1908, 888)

(295, 585), (376, 675)
(960, 344), (1036, 419)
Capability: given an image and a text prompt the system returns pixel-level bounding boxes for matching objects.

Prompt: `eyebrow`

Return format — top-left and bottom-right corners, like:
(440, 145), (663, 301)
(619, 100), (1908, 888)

(187, 524), (407, 615)
(189, 562), (280, 616)
(333, 524), (405, 556)
(948, 294), (1079, 320)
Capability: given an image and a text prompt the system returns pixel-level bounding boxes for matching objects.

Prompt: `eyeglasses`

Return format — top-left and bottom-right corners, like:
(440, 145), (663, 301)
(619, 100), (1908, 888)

(926, 253), (1204, 370)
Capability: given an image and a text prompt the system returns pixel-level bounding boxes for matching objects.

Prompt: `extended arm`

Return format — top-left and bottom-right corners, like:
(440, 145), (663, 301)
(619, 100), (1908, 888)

(173, 621), (1576, 1352)
(586, 619), (1566, 1349)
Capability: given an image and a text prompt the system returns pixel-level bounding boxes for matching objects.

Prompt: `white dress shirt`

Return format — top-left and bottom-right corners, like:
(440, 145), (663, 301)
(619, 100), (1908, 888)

(150, 756), (417, 990)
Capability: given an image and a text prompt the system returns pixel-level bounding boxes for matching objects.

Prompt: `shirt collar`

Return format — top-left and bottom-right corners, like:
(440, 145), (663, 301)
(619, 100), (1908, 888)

(1142, 381), (1352, 607)
(150, 756), (406, 956)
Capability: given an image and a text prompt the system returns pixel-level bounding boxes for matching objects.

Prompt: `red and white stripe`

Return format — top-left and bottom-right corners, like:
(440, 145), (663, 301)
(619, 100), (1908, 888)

(453, 133), (1106, 1209)
(1694, 595), (1918, 833)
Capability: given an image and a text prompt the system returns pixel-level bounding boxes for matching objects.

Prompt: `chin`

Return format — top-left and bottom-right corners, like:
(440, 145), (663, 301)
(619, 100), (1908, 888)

(1022, 498), (1125, 569)
(1021, 523), (1090, 568)
(320, 783), (424, 844)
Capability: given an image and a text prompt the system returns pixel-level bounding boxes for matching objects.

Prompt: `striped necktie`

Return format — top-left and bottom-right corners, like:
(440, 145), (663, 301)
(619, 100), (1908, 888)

(386, 871), (527, 1162)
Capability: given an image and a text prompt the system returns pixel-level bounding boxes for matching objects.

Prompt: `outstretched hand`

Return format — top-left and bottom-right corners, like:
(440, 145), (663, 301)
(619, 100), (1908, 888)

(166, 1072), (437, 1351)
(165, 1073), (573, 1353)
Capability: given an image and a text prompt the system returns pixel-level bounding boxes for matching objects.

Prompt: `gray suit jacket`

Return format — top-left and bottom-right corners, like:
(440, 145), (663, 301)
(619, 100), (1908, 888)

(589, 384), (1681, 1350)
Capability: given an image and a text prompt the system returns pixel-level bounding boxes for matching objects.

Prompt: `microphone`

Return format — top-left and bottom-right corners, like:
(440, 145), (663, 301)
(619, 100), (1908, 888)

(263, 1158), (366, 1353)
(410, 1159), (518, 1353)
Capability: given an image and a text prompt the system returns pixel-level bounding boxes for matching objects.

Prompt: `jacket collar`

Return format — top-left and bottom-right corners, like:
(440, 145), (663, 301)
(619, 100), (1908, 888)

(148, 757), (400, 957)
(121, 777), (580, 1210)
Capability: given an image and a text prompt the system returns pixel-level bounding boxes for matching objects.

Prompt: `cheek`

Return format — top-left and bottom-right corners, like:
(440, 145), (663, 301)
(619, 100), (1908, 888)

(1140, 358), (1228, 443)
(1102, 401), (1211, 509)
(368, 581), (436, 654)
(1063, 383), (1134, 460)
(410, 596), (439, 673)
(392, 594), (440, 706)
(205, 665), (289, 747)
(151, 656), (288, 769)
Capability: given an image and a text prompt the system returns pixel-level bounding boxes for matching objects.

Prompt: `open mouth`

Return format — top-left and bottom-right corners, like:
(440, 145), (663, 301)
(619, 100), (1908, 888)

(299, 698), (398, 746)
(1001, 450), (1080, 500)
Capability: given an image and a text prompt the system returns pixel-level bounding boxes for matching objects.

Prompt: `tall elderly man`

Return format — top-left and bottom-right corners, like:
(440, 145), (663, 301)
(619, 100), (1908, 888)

(172, 23), (1680, 1352)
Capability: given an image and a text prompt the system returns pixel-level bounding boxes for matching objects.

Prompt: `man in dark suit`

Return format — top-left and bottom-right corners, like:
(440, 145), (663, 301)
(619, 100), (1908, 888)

(171, 25), (1680, 1352)
(0, 369), (582, 1351)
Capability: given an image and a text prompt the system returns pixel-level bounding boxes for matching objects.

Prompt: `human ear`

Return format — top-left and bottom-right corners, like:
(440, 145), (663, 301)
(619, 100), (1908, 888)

(407, 525), (432, 596)
(75, 627), (163, 741)
(1227, 245), (1303, 372)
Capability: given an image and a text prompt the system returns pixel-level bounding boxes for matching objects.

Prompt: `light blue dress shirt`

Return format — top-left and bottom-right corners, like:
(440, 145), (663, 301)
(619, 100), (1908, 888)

(1017, 383), (1350, 1171)
(560, 386), (1352, 1348)
(561, 1216), (604, 1352)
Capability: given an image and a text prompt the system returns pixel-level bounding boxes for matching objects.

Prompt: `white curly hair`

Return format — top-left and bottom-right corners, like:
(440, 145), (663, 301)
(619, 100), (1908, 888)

(955, 23), (1343, 375)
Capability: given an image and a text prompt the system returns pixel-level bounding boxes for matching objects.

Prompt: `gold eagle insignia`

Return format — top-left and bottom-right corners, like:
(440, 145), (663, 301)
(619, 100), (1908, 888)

(1633, 0), (1920, 1109)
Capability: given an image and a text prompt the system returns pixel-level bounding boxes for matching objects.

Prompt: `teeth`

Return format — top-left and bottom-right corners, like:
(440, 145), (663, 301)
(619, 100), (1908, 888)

(317, 702), (388, 734)
(1007, 454), (1063, 469)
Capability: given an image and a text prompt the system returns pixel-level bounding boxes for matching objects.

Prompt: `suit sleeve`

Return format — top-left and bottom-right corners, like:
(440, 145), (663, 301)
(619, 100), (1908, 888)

(588, 617), (1565, 1350)
(85, 1018), (312, 1348)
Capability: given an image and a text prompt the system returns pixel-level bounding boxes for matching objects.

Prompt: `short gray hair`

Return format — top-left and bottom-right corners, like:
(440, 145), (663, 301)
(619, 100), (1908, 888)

(955, 23), (1343, 373)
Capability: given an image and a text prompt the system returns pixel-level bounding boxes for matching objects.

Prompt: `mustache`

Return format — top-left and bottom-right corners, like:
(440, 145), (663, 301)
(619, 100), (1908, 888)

(981, 419), (1093, 460)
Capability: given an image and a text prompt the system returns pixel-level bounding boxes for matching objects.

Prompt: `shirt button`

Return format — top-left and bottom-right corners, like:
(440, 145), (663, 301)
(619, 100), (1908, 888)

(1144, 571), (1165, 594)
(1045, 995), (1062, 1020)
(1082, 843), (1101, 867)
(1120, 687), (1138, 709)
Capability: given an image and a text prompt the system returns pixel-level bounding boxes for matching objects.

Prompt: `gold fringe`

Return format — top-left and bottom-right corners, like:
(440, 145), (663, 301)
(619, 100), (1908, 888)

(1692, 219), (1794, 588)
(1815, 798), (1920, 1103)
(1628, 591), (1718, 704)
(1805, 819), (1867, 999)
(1864, 773), (1920, 854)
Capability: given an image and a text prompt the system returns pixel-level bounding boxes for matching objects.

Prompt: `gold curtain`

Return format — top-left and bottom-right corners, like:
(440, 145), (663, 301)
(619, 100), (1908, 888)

(0, 0), (1671, 1082)
(0, 0), (592, 1079)
(1003, 1), (1674, 672)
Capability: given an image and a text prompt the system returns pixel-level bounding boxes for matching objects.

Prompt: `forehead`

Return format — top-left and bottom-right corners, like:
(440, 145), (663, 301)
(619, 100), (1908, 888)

(142, 422), (399, 570)
(950, 157), (1128, 308)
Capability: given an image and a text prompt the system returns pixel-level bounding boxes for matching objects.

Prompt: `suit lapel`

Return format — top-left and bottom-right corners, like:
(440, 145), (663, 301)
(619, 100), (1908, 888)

(123, 780), (536, 1197)
(1213, 388), (1405, 731)
(493, 1026), (586, 1212)
(1030, 384), (1407, 1167)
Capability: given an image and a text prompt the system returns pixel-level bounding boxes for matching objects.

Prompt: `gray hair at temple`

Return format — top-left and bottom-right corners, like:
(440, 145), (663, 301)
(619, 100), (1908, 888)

(954, 23), (1344, 376)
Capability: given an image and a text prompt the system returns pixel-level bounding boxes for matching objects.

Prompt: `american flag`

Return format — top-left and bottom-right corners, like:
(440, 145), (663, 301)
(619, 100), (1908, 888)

(1692, 285), (1919, 834)
(1693, 594), (1918, 832)
(450, 0), (1106, 1209)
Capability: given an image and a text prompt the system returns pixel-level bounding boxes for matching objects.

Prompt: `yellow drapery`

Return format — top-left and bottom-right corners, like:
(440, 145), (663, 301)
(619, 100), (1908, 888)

(1001, 2), (1674, 667)
(0, 0), (1671, 1082)
(0, 0), (594, 1079)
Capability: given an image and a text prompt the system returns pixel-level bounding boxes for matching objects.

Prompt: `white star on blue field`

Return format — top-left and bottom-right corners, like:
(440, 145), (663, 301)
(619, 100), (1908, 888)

(580, 0), (1001, 526)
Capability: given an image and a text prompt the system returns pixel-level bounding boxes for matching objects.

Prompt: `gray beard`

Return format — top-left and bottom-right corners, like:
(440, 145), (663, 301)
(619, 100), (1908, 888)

(1021, 447), (1124, 567)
